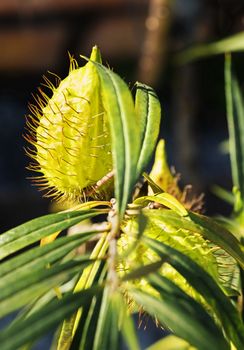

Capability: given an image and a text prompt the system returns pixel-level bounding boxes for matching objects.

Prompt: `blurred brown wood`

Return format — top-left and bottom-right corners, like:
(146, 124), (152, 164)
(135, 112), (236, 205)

(137, 0), (172, 87)
(0, 0), (148, 72)
(0, 0), (131, 14)
(0, 26), (66, 71)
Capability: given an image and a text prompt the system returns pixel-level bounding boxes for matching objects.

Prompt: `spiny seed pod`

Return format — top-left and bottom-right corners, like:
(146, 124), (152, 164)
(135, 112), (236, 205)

(25, 47), (113, 202)
(117, 214), (221, 306)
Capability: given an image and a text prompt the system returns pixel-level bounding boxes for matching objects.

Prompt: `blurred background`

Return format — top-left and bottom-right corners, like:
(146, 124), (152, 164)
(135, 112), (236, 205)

(0, 0), (244, 232)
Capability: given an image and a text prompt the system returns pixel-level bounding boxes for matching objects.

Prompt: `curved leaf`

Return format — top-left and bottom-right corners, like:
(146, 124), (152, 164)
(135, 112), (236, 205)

(134, 82), (161, 178)
(87, 59), (140, 218)
(93, 289), (140, 350)
(0, 287), (101, 350)
(145, 209), (244, 268)
(147, 335), (196, 350)
(135, 193), (188, 216)
(144, 236), (244, 349)
(0, 209), (105, 260)
(176, 31), (244, 64)
(130, 273), (229, 350)
(0, 257), (93, 318)
(0, 231), (97, 278)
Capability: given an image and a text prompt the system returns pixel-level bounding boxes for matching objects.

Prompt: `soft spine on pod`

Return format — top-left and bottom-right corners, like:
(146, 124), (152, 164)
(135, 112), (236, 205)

(25, 47), (113, 203)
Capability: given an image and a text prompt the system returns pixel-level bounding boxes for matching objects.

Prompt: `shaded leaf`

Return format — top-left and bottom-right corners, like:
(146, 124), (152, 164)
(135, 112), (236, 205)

(57, 235), (108, 349)
(176, 31), (244, 64)
(0, 287), (101, 350)
(130, 286), (229, 350)
(0, 231), (96, 278)
(0, 209), (105, 260)
(225, 53), (244, 210)
(0, 257), (93, 318)
(144, 236), (244, 349)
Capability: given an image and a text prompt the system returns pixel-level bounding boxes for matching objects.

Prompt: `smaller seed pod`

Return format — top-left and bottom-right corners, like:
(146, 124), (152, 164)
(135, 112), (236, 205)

(117, 214), (223, 308)
(25, 47), (113, 203)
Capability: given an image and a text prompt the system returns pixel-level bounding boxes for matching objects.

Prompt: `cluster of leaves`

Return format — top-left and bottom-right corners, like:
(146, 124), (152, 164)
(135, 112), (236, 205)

(0, 36), (244, 350)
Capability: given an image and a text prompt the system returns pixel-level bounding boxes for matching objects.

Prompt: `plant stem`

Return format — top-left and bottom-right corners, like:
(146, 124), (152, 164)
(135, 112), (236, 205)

(107, 198), (120, 293)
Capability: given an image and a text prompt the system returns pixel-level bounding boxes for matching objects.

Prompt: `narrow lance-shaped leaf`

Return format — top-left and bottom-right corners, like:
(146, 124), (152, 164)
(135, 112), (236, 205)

(134, 193), (188, 217)
(112, 292), (140, 350)
(57, 234), (108, 349)
(93, 289), (140, 350)
(0, 209), (104, 260)
(0, 287), (101, 350)
(0, 231), (96, 279)
(130, 287), (229, 350)
(188, 211), (244, 268)
(145, 273), (229, 350)
(93, 287), (112, 350)
(70, 265), (107, 350)
(85, 58), (140, 218)
(144, 236), (244, 349)
(225, 53), (244, 210)
(134, 82), (161, 178)
(176, 31), (244, 64)
(0, 257), (93, 318)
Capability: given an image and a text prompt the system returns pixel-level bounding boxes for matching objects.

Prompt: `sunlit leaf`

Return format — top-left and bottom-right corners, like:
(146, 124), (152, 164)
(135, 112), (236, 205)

(134, 82), (161, 178)
(0, 209), (105, 260)
(86, 59), (140, 218)
(147, 334), (196, 350)
(134, 193), (188, 216)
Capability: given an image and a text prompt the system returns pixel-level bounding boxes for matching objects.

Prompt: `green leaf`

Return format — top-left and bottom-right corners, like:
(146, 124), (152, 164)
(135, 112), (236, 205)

(225, 53), (244, 210)
(211, 185), (235, 205)
(147, 335), (196, 350)
(93, 289), (140, 350)
(134, 82), (161, 178)
(145, 273), (228, 350)
(189, 211), (244, 268)
(145, 209), (244, 269)
(143, 172), (164, 194)
(144, 236), (244, 349)
(135, 193), (188, 216)
(93, 287), (111, 350)
(176, 31), (244, 64)
(69, 264), (107, 350)
(0, 231), (96, 278)
(57, 235), (108, 349)
(88, 59), (140, 218)
(130, 286), (229, 350)
(73, 294), (102, 350)
(112, 292), (140, 350)
(122, 261), (164, 281)
(0, 287), (101, 350)
(0, 257), (93, 318)
(0, 209), (105, 260)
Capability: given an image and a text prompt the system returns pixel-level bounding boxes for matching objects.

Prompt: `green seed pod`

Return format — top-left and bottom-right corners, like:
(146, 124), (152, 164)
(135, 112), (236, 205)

(26, 47), (113, 202)
(118, 213), (220, 306)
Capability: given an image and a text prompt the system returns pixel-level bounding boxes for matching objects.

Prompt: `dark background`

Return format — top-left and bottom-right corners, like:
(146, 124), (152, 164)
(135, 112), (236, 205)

(0, 0), (244, 232)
